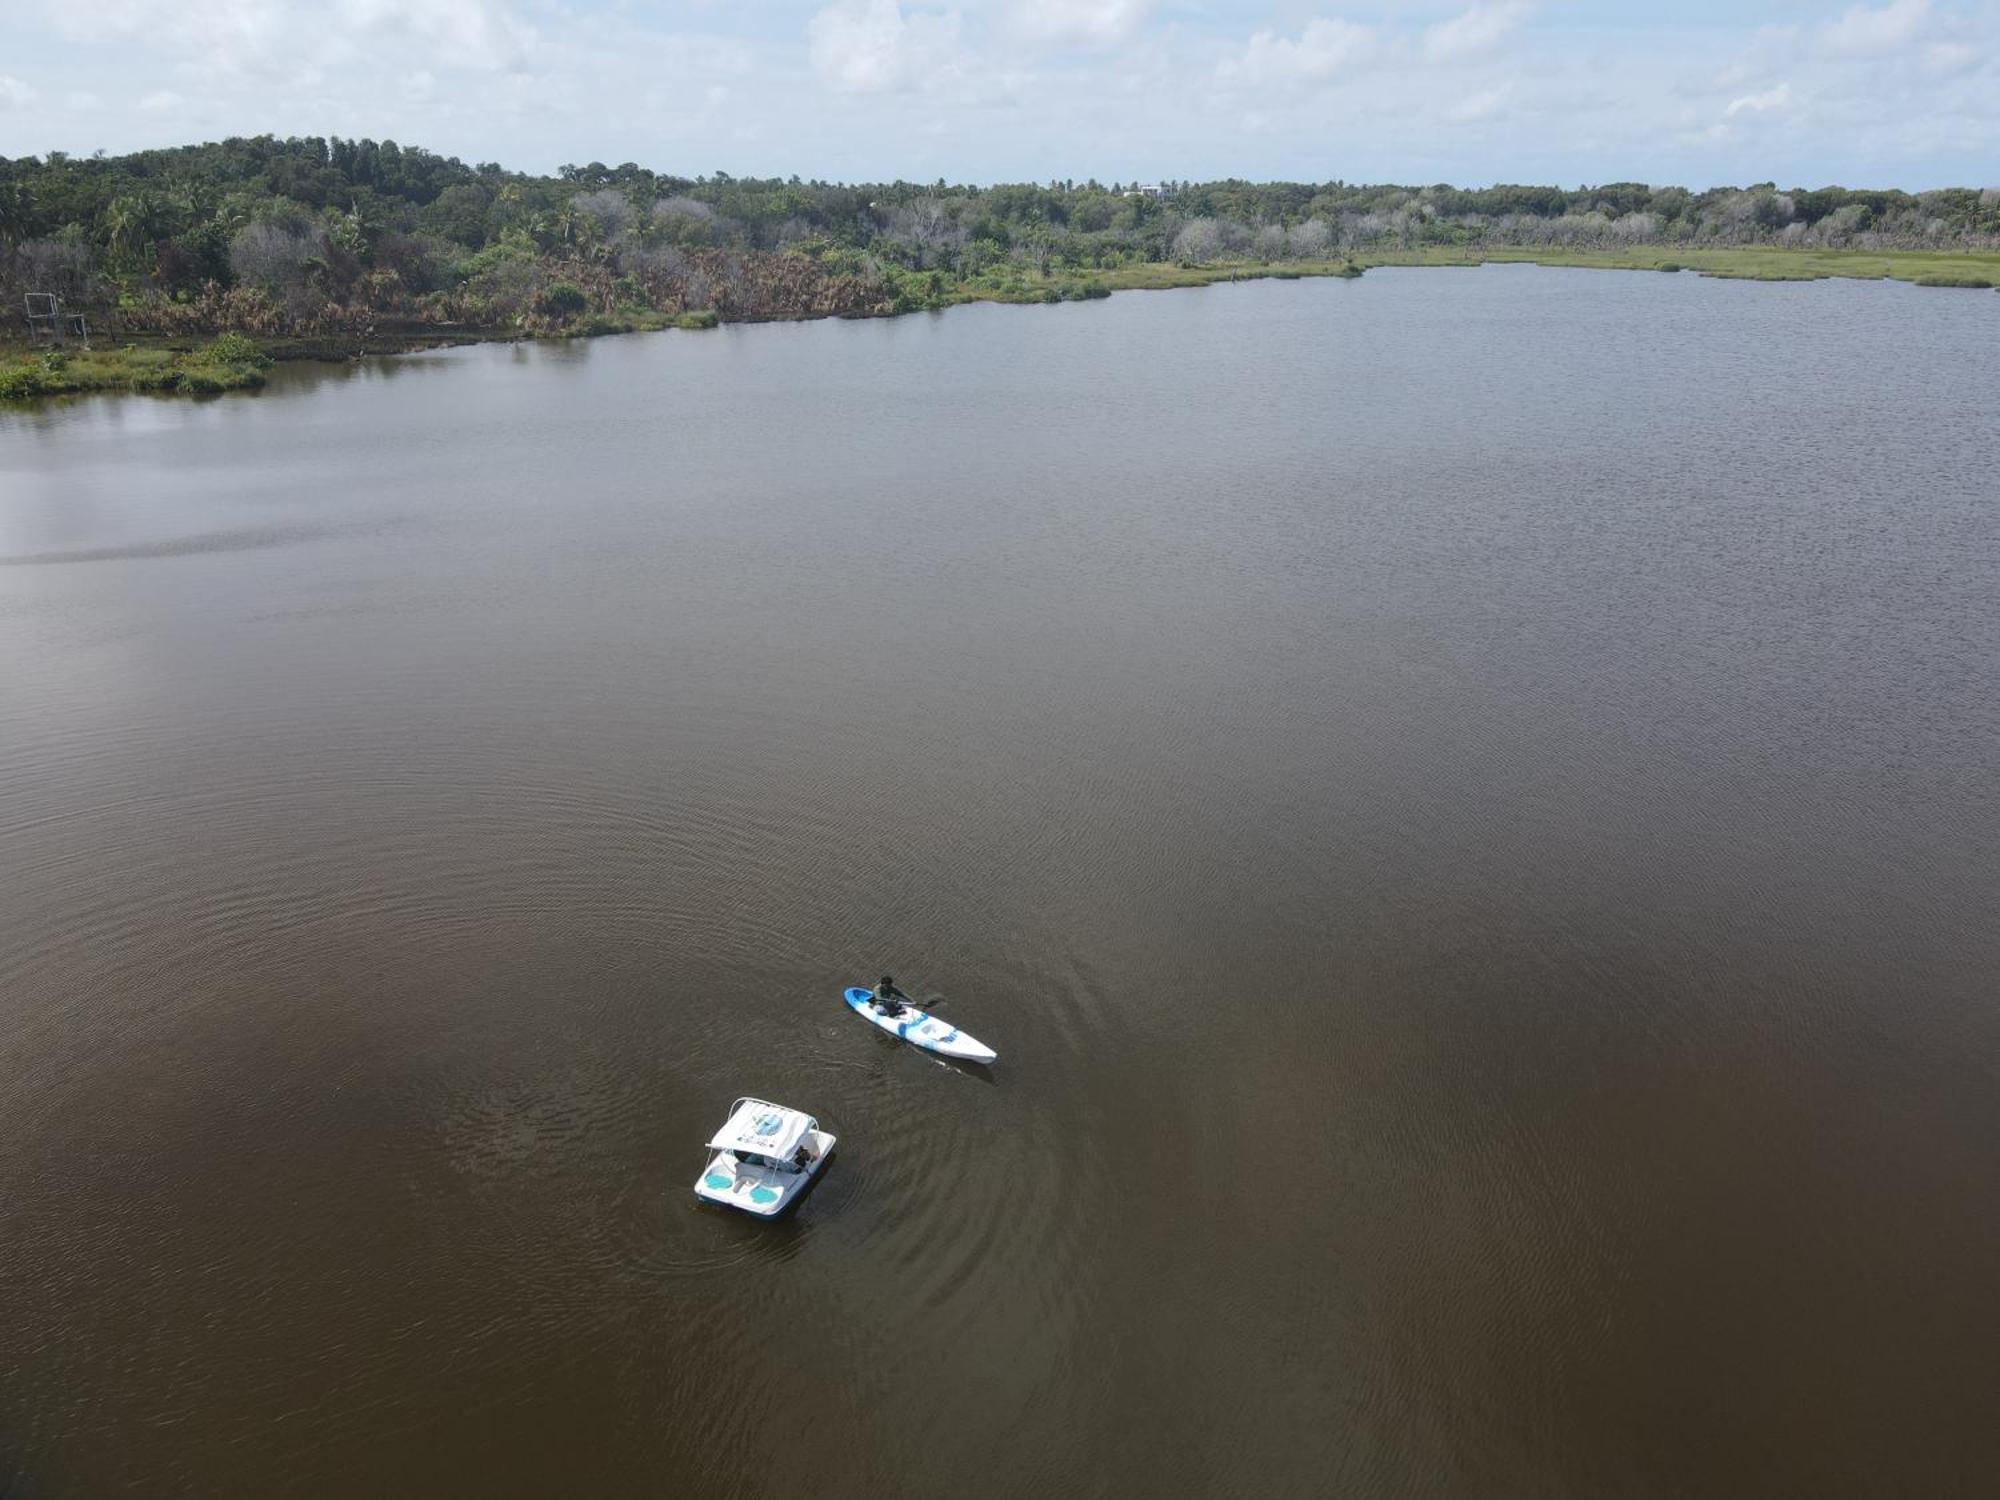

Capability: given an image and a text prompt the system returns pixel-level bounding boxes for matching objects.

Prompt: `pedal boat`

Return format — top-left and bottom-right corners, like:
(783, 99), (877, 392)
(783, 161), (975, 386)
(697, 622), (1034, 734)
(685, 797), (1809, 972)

(693, 1097), (836, 1217)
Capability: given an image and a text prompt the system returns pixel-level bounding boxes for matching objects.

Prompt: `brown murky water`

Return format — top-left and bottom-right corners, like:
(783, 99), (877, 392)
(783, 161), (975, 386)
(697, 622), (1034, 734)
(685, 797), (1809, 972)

(2, 269), (1997, 1497)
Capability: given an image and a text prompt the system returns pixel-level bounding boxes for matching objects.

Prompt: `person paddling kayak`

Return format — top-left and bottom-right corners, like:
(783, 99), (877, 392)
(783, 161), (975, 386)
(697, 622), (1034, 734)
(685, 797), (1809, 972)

(873, 974), (911, 1017)
(842, 984), (998, 1063)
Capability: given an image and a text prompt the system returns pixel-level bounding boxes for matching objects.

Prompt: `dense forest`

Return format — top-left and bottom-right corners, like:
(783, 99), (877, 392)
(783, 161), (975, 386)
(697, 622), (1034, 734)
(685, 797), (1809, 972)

(5, 135), (2000, 343)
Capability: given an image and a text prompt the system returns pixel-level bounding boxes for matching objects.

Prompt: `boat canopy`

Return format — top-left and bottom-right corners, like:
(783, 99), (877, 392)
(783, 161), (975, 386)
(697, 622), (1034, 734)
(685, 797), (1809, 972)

(708, 1099), (814, 1160)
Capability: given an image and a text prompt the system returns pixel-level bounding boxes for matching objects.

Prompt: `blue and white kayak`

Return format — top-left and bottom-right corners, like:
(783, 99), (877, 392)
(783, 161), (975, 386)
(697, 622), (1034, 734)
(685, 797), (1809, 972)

(843, 987), (997, 1064)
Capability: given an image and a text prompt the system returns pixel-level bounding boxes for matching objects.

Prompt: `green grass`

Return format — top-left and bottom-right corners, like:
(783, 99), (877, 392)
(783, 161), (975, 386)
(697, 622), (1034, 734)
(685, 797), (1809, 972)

(962, 258), (1363, 306)
(947, 245), (2000, 303)
(1354, 244), (2000, 286)
(0, 334), (272, 400)
(564, 308), (713, 333)
(567, 309), (681, 336)
(0, 309), (726, 401)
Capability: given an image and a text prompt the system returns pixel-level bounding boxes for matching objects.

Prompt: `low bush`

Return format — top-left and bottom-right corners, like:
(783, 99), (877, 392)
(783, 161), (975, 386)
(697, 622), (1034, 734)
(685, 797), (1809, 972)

(173, 332), (273, 393)
(538, 281), (589, 319)
(0, 363), (49, 399)
(177, 366), (233, 395)
(202, 332), (270, 366)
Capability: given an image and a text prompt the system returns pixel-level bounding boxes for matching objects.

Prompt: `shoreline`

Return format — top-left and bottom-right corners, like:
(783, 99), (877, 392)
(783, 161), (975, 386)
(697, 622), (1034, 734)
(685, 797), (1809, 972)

(5, 245), (1996, 406)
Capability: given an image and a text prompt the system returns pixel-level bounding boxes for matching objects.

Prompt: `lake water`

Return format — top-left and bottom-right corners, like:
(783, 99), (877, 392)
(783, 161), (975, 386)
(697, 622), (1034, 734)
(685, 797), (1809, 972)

(2, 267), (1997, 1496)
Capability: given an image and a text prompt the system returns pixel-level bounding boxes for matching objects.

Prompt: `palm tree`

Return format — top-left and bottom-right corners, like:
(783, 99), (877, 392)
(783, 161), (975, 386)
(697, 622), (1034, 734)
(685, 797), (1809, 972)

(160, 183), (200, 236)
(551, 201), (580, 250)
(0, 180), (30, 244)
(103, 194), (163, 268)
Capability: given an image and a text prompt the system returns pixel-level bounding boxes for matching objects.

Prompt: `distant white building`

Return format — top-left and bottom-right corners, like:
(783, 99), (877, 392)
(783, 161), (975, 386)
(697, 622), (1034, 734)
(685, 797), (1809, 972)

(1124, 183), (1169, 199)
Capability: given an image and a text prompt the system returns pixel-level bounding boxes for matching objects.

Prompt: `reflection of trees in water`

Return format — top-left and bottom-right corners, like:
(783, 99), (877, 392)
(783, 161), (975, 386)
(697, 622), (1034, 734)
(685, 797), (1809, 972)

(259, 342), (474, 397)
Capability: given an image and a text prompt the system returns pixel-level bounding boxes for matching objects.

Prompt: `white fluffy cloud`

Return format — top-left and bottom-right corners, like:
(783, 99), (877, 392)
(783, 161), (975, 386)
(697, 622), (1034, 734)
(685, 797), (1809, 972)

(1009, 0), (1153, 50)
(1224, 18), (1376, 88)
(1423, 1), (1533, 64)
(1448, 84), (1511, 123)
(1822, 0), (1929, 56)
(330, 0), (536, 72)
(808, 0), (963, 93)
(1725, 83), (1791, 116)
(50, 0), (537, 78)
(3, 1), (1998, 188)
(1922, 39), (1977, 74)
(1222, 3), (1542, 97)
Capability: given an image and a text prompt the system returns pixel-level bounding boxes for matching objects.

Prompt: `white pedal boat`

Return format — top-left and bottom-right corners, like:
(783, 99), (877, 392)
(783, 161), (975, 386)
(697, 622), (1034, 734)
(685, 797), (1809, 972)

(843, 987), (998, 1064)
(693, 1097), (836, 1217)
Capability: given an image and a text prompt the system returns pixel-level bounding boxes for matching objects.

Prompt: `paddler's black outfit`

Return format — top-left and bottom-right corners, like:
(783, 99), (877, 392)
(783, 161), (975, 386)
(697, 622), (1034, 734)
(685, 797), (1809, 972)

(874, 976), (910, 1016)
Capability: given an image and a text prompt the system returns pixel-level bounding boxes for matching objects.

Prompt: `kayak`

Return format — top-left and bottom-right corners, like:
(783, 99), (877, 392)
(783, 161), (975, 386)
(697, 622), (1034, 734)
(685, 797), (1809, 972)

(843, 987), (998, 1064)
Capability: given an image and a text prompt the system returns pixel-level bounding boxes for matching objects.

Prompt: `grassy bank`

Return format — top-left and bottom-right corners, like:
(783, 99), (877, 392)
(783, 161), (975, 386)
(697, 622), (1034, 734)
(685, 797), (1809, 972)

(957, 257), (1365, 306)
(0, 333), (274, 399)
(950, 243), (2000, 310)
(7, 245), (1994, 404)
(1355, 244), (2000, 284)
(0, 315), (725, 401)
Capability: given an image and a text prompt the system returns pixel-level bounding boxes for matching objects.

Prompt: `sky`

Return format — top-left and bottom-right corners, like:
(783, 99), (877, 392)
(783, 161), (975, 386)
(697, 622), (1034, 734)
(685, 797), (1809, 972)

(1, 1), (1995, 188)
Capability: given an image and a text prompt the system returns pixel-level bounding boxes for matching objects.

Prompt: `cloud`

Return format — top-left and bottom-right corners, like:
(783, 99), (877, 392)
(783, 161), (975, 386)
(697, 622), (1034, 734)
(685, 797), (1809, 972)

(1822, 0), (1928, 57)
(332, 0), (536, 73)
(52, 0), (537, 78)
(1222, 3), (1534, 97)
(1224, 18), (1376, 88)
(1448, 84), (1511, 123)
(1724, 82), (1791, 116)
(1423, 1), (1532, 64)
(67, 0), (287, 76)
(808, 0), (963, 94)
(138, 90), (187, 112)
(5, 0), (2000, 189)
(1008, 0), (1152, 50)
(1922, 40), (1977, 75)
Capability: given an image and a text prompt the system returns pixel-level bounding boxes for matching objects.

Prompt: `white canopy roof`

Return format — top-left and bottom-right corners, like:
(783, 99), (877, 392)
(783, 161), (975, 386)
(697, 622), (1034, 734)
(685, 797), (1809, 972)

(708, 1098), (813, 1159)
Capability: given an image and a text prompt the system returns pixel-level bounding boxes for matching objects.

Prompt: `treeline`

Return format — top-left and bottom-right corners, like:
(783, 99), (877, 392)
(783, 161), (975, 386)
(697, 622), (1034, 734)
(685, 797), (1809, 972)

(4, 135), (1998, 339)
